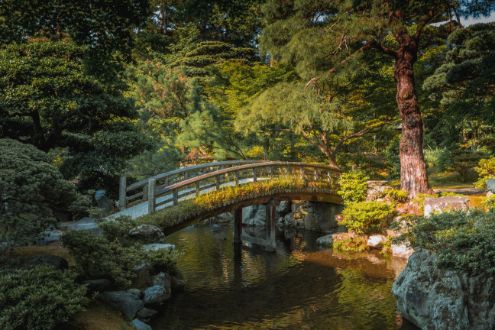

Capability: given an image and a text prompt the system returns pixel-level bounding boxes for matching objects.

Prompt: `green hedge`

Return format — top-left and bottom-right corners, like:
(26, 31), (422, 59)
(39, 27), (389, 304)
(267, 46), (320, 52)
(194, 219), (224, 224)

(0, 266), (87, 330)
(405, 210), (495, 275)
(341, 201), (395, 234)
(337, 171), (369, 204)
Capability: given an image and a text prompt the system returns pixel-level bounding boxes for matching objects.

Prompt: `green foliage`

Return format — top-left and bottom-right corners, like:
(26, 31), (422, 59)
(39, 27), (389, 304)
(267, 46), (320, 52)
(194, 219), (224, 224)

(475, 157), (495, 189)
(337, 171), (369, 205)
(341, 201), (395, 235)
(0, 139), (79, 247)
(141, 176), (332, 230)
(0, 0), (149, 55)
(99, 216), (140, 243)
(0, 39), (150, 190)
(147, 248), (180, 275)
(333, 235), (369, 253)
(63, 230), (179, 288)
(0, 266), (87, 330)
(384, 189), (409, 203)
(406, 210), (495, 275)
(482, 194), (495, 210)
(63, 231), (142, 288)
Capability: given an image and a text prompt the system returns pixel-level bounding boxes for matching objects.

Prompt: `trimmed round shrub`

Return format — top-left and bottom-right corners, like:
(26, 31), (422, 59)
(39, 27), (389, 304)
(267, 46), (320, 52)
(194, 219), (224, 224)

(63, 231), (142, 288)
(0, 139), (78, 247)
(337, 171), (369, 204)
(341, 201), (395, 234)
(0, 266), (87, 330)
(384, 189), (409, 203)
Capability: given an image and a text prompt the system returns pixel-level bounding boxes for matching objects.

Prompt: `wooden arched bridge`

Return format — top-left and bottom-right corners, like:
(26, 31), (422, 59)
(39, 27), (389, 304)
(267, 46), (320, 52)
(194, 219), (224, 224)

(111, 160), (342, 249)
(114, 160), (341, 219)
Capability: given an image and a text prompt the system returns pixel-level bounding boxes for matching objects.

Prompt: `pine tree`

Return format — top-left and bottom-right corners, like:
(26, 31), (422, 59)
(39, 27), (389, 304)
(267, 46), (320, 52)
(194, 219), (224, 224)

(261, 0), (495, 196)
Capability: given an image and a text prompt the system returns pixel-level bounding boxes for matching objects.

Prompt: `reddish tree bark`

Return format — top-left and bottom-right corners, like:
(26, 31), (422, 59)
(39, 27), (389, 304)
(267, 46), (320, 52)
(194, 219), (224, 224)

(394, 31), (430, 197)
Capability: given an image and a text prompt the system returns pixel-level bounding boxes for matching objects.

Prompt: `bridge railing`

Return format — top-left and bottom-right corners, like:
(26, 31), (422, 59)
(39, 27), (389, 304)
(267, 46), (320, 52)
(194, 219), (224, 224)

(119, 160), (264, 209)
(145, 161), (340, 214)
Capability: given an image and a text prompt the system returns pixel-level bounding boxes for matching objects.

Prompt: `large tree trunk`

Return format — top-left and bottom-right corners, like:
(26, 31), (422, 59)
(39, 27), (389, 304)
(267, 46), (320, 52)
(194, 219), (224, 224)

(395, 33), (430, 197)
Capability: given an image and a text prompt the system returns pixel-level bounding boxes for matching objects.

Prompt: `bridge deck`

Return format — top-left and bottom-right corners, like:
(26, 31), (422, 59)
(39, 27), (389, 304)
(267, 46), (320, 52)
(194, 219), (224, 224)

(110, 161), (340, 221)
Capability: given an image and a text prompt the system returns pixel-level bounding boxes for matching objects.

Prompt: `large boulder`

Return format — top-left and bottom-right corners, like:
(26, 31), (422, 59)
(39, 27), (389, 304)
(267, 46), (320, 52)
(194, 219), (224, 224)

(424, 196), (469, 218)
(143, 285), (170, 305)
(486, 179), (495, 193)
(367, 234), (387, 249)
(242, 205), (266, 226)
(98, 291), (144, 320)
(393, 250), (495, 329)
(391, 243), (414, 259)
(129, 225), (165, 243)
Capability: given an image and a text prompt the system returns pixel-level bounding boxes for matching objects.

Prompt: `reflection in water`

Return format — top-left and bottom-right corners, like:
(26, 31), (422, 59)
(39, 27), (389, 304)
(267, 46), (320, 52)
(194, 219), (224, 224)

(152, 223), (417, 330)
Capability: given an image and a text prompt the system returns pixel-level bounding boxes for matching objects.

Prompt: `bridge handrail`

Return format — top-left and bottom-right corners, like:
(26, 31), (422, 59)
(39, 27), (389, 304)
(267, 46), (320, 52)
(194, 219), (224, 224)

(162, 161), (338, 192)
(145, 161), (340, 214)
(119, 160), (264, 209)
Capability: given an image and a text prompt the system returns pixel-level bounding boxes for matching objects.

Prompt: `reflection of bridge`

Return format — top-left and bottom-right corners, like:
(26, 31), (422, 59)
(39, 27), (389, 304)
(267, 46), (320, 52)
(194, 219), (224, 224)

(113, 160), (342, 245)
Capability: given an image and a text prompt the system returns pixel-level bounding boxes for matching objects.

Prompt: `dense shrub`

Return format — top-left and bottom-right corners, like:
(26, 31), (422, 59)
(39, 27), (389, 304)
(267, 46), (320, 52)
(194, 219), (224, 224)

(340, 201), (395, 234)
(0, 139), (79, 247)
(0, 266), (87, 330)
(63, 230), (179, 287)
(384, 189), (409, 203)
(99, 216), (140, 242)
(147, 248), (180, 275)
(141, 176), (332, 230)
(337, 171), (369, 204)
(406, 210), (495, 275)
(63, 231), (142, 288)
(483, 195), (495, 210)
(475, 157), (495, 189)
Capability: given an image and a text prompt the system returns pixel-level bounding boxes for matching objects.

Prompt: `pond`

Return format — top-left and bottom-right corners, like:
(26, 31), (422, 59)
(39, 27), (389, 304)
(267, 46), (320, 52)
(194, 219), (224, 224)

(151, 223), (418, 330)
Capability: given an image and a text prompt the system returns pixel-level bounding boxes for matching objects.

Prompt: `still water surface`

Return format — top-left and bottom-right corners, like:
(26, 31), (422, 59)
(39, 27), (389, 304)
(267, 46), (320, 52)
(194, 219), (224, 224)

(152, 223), (417, 330)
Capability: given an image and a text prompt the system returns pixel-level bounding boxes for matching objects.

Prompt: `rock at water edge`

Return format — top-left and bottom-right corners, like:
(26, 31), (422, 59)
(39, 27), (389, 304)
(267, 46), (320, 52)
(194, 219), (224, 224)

(131, 318), (152, 330)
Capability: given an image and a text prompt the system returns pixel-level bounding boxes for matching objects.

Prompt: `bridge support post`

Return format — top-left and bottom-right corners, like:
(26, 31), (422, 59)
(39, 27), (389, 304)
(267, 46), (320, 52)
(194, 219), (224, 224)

(266, 200), (277, 244)
(234, 207), (243, 245)
(147, 178), (156, 214)
(119, 176), (127, 210)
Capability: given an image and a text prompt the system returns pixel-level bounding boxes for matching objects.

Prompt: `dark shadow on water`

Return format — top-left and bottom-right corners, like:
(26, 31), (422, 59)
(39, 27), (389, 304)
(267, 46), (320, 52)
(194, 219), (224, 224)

(151, 223), (418, 330)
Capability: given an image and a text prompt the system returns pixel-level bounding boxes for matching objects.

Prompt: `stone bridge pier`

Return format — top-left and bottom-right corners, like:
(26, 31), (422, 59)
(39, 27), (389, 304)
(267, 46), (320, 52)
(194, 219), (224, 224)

(232, 199), (340, 251)
(233, 199), (279, 251)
